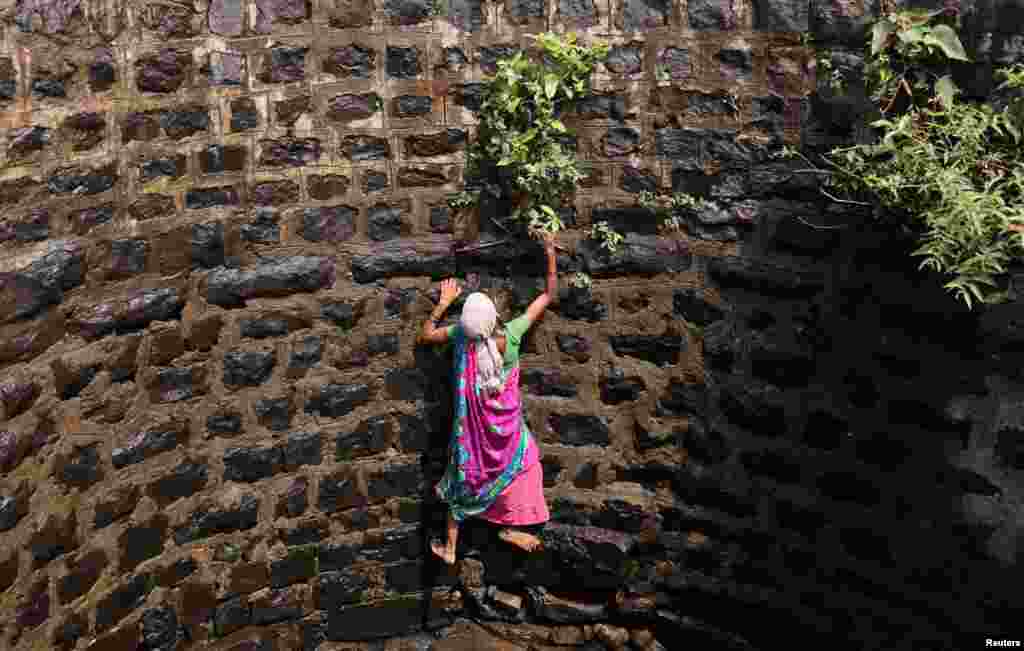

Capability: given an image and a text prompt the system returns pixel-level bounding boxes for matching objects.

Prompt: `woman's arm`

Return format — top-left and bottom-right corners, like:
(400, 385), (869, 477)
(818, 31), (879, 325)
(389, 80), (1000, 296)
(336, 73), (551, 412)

(417, 278), (462, 345)
(521, 232), (557, 327)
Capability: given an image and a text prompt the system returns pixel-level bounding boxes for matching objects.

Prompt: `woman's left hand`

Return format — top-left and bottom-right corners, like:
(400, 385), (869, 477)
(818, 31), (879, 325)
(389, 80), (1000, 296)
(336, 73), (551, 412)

(439, 278), (462, 306)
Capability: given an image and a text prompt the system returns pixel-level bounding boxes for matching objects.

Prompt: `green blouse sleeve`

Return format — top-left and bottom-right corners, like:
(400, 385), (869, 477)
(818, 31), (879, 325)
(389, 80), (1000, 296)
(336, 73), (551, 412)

(502, 314), (531, 367)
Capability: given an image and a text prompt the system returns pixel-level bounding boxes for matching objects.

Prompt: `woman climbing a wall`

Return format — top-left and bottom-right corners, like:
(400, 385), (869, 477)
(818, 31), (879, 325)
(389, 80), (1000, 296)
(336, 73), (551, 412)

(416, 231), (558, 565)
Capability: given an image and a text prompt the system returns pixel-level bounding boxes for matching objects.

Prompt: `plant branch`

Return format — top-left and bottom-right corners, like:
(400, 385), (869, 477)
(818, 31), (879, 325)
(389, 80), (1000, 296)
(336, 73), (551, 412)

(820, 188), (873, 206)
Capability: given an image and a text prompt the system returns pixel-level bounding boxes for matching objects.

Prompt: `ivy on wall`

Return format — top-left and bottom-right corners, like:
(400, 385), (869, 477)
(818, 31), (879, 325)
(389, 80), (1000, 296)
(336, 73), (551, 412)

(795, 8), (1024, 309)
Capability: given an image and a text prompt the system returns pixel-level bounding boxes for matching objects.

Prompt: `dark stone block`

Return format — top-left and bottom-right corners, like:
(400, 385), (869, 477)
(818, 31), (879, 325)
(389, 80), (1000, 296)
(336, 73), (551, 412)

(580, 234), (691, 276)
(200, 144), (245, 174)
(159, 105), (210, 140)
(173, 494), (259, 544)
(397, 166), (449, 188)
(278, 477), (309, 518)
(605, 44), (643, 75)
(620, 0), (668, 30)
(260, 137), (321, 167)
(387, 46), (421, 78)
(600, 371), (646, 404)
(17, 580), (50, 632)
(367, 463), (422, 501)
(326, 595), (423, 641)
(673, 288), (724, 325)
(224, 350), (276, 387)
(54, 614), (88, 651)
(655, 128), (702, 161)
(326, 93), (381, 121)
(283, 431), (322, 470)
(363, 171), (390, 194)
(340, 135), (390, 161)
(275, 95), (312, 126)
(321, 301), (358, 328)
(0, 494), (25, 531)
(393, 94), (432, 117)
(609, 335), (684, 366)
(32, 77), (66, 98)
(549, 414), (610, 446)
(324, 45), (376, 79)
(271, 547), (318, 588)
(718, 48), (753, 80)
(634, 421), (680, 451)
(351, 237), (456, 283)
(480, 44), (519, 74)
(208, 412), (242, 435)
(48, 165), (117, 195)
(369, 202), (410, 240)
(718, 380), (787, 437)
(185, 186), (238, 209)
(8, 126), (51, 158)
(259, 47), (308, 84)
(509, 0), (545, 18)
(620, 166), (658, 194)
(96, 573), (152, 632)
(224, 445), (284, 483)
(753, 0), (808, 31)
(110, 239), (148, 276)
(230, 98), (260, 132)
(140, 606), (183, 651)
(306, 383), (371, 418)
(90, 60), (116, 91)
(241, 318), (290, 339)
(192, 221), (226, 270)
(254, 397), (292, 431)
(141, 156), (183, 181)
(385, 367), (429, 401)
(657, 379), (706, 416)
(318, 473), (363, 513)
(290, 335), (322, 371)
(451, 83), (486, 112)
(749, 336), (815, 387)
(657, 47), (691, 80)
(603, 127), (640, 157)
(58, 443), (103, 487)
(113, 430), (183, 468)
(557, 334), (591, 362)
(206, 256), (335, 306)
(11, 209), (50, 242)
(557, 287), (608, 322)
(575, 93), (625, 120)
(302, 205), (356, 242)
(317, 571), (369, 610)
(119, 517), (168, 571)
(282, 520), (328, 546)
(215, 596), (250, 637)
(689, 0), (738, 28)
(153, 368), (194, 403)
(523, 368), (578, 398)
(337, 415), (392, 460)
(94, 487), (140, 530)
(444, 0), (486, 30)
(136, 49), (190, 93)
(242, 210), (280, 244)
(367, 334), (400, 356)
(816, 471), (882, 507)
(149, 460), (208, 506)
(708, 257), (825, 296)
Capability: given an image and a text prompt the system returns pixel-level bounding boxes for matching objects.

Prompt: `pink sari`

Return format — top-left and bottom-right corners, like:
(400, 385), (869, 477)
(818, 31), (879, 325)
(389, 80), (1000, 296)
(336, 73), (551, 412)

(435, 325), (549, 525)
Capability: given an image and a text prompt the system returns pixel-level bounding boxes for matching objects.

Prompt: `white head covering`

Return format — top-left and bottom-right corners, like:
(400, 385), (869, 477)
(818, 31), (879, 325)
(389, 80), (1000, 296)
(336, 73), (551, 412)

(460, 292), (504, 397)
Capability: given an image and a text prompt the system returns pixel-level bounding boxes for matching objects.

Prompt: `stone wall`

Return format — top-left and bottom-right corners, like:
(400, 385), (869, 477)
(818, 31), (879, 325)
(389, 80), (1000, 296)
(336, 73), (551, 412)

(1, 0), (1024, 650)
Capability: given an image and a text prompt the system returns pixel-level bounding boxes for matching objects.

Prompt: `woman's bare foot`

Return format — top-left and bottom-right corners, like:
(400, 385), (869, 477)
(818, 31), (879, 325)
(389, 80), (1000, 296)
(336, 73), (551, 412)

(499, 529), (543, 552)
(431, 539), (456, 565)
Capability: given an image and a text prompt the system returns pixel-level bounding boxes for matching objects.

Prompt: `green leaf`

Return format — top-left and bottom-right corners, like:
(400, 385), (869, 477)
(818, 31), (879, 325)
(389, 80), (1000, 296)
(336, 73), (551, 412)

(544, 74), (559, 99)
(923, 24), (969, 61)
(871, 18), (896, 55)
(935, 75), (957, 110)
(550, 119), (566, 132)
(898, 25), (927, 45)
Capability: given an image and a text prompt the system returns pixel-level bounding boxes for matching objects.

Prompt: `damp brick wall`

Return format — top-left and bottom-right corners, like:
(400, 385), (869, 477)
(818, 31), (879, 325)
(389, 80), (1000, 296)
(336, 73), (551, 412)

(2, 0), (1024, 650)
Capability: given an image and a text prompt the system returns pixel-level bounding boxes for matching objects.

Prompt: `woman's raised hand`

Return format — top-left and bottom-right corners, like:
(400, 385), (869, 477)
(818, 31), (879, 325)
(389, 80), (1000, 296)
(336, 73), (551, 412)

(541, 230), (557, 257)
(439, 278), (462, 307)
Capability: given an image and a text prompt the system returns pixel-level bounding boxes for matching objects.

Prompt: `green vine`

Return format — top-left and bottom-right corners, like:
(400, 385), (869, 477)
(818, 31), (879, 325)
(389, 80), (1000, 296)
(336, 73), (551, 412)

(467, 33), (609, 237)
(590, 220), (625, 254)
(793, 9), (1024, 309)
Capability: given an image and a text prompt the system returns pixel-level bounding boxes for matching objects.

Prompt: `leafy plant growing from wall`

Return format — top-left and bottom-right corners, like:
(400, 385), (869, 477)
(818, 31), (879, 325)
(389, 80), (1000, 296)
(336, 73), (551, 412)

(465, 32), (609, 238)
(782, 8), (1024, 309)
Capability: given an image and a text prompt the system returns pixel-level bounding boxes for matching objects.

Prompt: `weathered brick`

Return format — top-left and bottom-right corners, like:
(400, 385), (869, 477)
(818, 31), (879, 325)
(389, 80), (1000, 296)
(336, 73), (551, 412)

(173, 494), (260, 544)
(118, 516), (168, 571)
(95, 573), (152, 632)
(259, 46), (308, 84)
